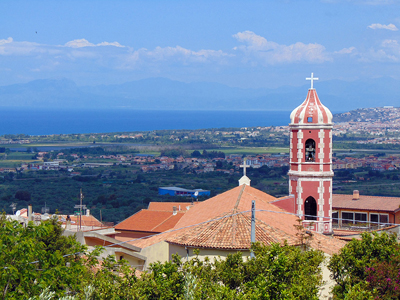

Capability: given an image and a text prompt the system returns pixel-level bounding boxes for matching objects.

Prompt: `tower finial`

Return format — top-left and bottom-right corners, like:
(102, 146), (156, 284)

(306, 72), (319, 89)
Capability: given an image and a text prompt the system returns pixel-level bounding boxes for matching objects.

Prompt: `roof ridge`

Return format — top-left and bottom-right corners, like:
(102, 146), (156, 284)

(234, 185), (246, 211)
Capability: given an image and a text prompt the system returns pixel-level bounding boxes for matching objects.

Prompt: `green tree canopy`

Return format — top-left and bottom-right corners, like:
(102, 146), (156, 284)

(328, 232), (400, 299)
(0, 215), (90, 299)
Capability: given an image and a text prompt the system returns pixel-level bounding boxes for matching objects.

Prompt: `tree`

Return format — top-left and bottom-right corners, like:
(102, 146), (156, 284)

(328, 232), (400, 299)
(0, 215), (90, 299)
(132, 243), (324, 300)
(191, 150), (201, 158)
(15, 190), (31, 201)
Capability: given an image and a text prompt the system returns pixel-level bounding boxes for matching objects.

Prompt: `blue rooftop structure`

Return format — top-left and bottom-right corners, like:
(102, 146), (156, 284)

(158, 187), (210, 197)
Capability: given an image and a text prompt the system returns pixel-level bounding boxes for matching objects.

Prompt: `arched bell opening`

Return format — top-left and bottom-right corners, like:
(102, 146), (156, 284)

(304, 196), (317, 220)
(305, 139), (316, 162)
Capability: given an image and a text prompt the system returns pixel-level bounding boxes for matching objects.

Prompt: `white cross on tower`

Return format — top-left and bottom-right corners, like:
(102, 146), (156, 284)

(306, 72), (319, 89)
(240, 158), (249, 176)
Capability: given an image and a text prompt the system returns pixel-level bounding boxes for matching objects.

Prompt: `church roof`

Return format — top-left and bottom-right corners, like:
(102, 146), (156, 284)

(126, 185), (346, 255)
(166, 211), (295, 250)
(290, 88), (333, 125)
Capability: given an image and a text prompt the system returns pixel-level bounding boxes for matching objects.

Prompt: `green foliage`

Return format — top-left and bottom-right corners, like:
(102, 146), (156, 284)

(328, 232), (400, 299)
(160, 149), (188, 158)
(133, 243), (324, 300)
(0, 215), (89, 299)
(0, 216), (324, 299)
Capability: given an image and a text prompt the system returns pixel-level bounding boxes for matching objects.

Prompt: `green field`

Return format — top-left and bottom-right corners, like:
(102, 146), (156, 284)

(0, 152), (41, 168)
(207, 147), (289, 155)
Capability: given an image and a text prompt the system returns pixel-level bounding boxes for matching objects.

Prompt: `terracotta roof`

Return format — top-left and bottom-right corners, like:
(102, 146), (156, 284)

(166, 211), (295, 250)
(148, 202), (192, 212)
(333, 194), (400, 212)
(173, 185), (276, 229)
(127, 185), (346, 255)
(60, 215), (103, 227)
(115, 209), (184, 232)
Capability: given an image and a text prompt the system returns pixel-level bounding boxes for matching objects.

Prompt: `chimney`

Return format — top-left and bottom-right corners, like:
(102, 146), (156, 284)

(352, 190), (359, 200)
(28, 204), (32, 222)
(173, 206), (177, 215)
(86, 209), (90, 216)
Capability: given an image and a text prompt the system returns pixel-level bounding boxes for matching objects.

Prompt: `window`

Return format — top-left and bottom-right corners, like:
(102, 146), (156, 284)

(355, 213), (367, 222)
(342, 212), (354, 224)
(305, 139), (316, 162)
(370, 213), (389, 225)
(307, 117), (313, 122)
(332, 211), (339, 224)
(355, 213), (367, 226)
(380, 214), (389, 224)
(304, 196), (317, 220)
(370, 213), (379, 224)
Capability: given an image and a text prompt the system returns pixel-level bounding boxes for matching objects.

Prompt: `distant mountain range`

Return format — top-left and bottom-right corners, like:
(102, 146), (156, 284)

(0, 77), (399, 111)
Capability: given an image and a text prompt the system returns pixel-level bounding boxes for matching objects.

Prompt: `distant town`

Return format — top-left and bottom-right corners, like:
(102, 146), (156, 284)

(0, 106), (400, 175)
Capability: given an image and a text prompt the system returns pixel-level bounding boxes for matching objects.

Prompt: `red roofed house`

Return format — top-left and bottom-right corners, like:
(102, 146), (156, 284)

(332, 190), (400, 228)
(115, 203), (189, 242)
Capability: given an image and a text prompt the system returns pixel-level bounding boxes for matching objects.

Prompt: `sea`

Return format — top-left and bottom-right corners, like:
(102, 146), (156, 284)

(0, 109), (293, 136)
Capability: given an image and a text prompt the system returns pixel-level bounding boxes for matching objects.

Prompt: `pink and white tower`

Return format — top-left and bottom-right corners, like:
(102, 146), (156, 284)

(288, 73), (333, 234)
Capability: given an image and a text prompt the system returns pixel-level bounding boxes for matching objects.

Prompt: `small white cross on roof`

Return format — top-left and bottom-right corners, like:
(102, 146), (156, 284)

(240, 158), (249, 176)
(306, 73), (319, 89)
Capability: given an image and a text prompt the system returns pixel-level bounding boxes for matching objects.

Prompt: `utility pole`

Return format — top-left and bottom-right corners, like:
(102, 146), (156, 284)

(74, 189), (86, 231)
(250, 200), (255, 259)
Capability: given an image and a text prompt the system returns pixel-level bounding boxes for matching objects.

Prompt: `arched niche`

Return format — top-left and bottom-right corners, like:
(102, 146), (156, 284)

(305, 139), (316, 162)
(304, 196), (317, 220)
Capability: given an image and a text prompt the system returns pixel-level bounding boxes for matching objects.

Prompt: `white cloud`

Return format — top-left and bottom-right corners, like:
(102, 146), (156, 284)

(64, 39), (125, 48)
(232, 31), (331, 64)
(65, 39), (95, 48)
(368, 23), (398, 31)
(97, 41), (124, 47)
(122, 45), (230, 69)
(359, 39), (400, 62)
(0, 37), (58, 56)
(0, 37), (13, 45)
(146, 45), (228, 61)
(335, 47), (356, 54)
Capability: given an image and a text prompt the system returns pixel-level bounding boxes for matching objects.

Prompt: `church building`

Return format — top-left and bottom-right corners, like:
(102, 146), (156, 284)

(114, 73), (344, 265)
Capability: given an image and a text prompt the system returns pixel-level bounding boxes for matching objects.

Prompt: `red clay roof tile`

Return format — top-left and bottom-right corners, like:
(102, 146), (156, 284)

(127, 185), (346, 255)
(115, 209), (184, 232)
(333, 194), (400, 212)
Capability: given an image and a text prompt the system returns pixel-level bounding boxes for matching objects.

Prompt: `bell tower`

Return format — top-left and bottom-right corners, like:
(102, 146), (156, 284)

(288, 73), (333, 234)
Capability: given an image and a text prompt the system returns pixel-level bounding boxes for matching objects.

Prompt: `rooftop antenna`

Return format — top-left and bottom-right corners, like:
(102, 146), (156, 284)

(10, 202), (16, 215)
(74, 189), (87, 231)
(41, 202), (49, 214)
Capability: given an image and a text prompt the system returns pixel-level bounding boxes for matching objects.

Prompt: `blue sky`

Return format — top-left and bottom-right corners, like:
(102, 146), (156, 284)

(1, 0), (400, 88)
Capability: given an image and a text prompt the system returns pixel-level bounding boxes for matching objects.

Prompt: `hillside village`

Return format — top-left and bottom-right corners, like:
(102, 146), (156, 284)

(6, 97), (400, 299)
